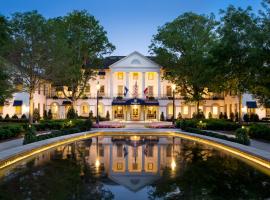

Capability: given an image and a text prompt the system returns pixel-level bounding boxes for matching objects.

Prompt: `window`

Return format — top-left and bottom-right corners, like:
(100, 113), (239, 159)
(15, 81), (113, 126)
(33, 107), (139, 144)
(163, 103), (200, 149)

(43, 104), (46, 114)
(99, 85), (105, 95)
(117, 72), (124, 80)
(99, 144), (104, 157)
(146, 145), (154, 157)
(168, 104), (173, 115)
(81, 104), (89, 115)
(38, 103), (40, 114)
(235, 104), (238, 113)
(51, 103), (59, 119)
(114, 106), (124, 119)
(117, 162), (123, 170)
(132, 148), (138, 157)
(166, 86), (172, 97)
(15, 106), (22, 115)
(166, 144), (172, 157)
(148, 86), (154, 97)
(0, 106), (3, 115)
(147, 163), (154, 170)
(117, 144), (123, 157)
(133, 72), (138, 80)
(38, 84), (41, 94)
(213, 106), (218, 115)
(98, 103), (104, 116)
(266, 108), (270, 118)
(183, 106), (189, 115)
(43, 84), (46, 95)
(100, 75), (105, 79)
(229, 104), (232, 114)
(85, 84), (90, 93)
(247, 108), (256, 115)
(148, 72), (154, 80)
(117, 85), (124, 96)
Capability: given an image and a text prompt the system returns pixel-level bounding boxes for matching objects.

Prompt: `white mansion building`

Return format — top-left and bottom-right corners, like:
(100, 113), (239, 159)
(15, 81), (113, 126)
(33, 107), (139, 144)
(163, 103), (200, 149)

(1, 51), (269, 121)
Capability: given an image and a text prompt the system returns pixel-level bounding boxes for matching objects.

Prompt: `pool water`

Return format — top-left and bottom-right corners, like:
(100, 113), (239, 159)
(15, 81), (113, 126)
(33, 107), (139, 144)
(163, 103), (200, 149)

(0, 135), (270, 200)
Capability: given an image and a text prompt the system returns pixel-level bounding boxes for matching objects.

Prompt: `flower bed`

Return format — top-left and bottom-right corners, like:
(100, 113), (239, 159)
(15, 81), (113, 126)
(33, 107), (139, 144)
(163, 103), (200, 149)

(145, 124), (175, 129)
(92, 124), (125, 128)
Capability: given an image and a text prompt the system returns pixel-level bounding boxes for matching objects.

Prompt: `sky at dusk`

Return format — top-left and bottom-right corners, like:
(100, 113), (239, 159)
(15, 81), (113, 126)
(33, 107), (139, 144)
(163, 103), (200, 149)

(0, 0), (263, 56)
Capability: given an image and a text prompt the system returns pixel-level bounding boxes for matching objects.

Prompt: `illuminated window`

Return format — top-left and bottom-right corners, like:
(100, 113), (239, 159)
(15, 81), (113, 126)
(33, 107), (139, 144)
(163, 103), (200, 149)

(0, 106), (3, 114)
(85, 84), (90, 93)
(213, 106), (218, 115)
(100, 75), (105, 79)
(132, 163), (138, 170)
(148, 86), (154, 97)
(168, 104), (173, 115)
(117, 144), (123, 157)
(98, 103), (104, 116)
(117, 72), (124, 80)
(99, 85), (105, 95)
(15, 106), (22, 115)
(81, 104), (89, 115)
(166, 86), (172, 97)
(146, 145), (154, 157)
(117, 85), (124, 96)
(266, 108), (270, 118)
(51, 103), (59, 119)
(148, 163), (154, 170)
(183, 106), (189, 115)
(117, 162), (123, 170)
(133, 73), (138, 80)
(148, 72), (154, 80)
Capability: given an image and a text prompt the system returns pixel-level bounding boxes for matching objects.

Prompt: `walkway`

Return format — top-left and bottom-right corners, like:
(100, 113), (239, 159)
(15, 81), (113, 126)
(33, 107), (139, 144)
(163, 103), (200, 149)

(0, 126), (269, 154)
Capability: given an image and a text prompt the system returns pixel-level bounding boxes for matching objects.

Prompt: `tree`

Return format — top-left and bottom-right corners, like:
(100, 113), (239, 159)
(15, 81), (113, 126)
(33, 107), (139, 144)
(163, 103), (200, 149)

(150, 12), (218, 114)
(251, 0), (270, 107)
(6, 11), (51, 124)
(48, 10), (115, 109)
(215, 6), (260, 122)
(0, 15), (13, 103)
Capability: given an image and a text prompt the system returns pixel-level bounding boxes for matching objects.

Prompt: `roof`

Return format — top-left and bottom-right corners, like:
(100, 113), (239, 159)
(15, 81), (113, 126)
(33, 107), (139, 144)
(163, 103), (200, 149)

(101, 55), (156, 69)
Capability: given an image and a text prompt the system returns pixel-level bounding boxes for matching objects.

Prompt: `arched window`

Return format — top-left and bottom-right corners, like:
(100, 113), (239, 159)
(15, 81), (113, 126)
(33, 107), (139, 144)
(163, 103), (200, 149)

(97, 102), (104, 117)
(167, 103), (173, 118)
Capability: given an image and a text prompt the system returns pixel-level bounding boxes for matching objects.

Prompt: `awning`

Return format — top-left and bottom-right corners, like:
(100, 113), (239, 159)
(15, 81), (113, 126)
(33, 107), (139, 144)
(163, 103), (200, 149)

(246, 101), (257, 108)
(13, 100), (23, 106)
(112, 98), (159, 106)
(62, 101), (72, 105)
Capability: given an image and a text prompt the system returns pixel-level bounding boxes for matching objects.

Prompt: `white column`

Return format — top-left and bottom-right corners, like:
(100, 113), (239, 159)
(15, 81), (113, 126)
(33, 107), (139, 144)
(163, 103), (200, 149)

(142, 72), (145, 98)
(157, 72), (161, 98)
(125, 72), (129, 98)
(110, 71), (114, 97)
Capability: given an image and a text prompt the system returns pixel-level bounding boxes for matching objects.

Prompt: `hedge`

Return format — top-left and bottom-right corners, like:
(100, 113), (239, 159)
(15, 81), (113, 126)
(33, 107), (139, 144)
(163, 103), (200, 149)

(183, 127), (250, 145)
(248, 124), (270, 141)
(176, 119), (240, 131)
(0, 124), (24, 140)
(24, 119), (92, 144)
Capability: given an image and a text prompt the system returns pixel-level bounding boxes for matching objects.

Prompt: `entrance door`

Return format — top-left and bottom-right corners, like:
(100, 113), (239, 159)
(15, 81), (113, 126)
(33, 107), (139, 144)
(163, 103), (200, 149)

(131, 106), (140, 120)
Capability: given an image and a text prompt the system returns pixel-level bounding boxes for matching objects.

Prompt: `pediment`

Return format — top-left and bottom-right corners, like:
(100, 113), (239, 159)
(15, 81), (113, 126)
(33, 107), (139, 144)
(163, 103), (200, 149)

(109, 51), (161, 72)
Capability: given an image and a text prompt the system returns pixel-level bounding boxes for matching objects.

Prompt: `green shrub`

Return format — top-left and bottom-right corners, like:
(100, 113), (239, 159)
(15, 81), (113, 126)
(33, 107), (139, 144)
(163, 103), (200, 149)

(219, 112), (223, 119)
(250, 113), (259, 122)
(235, 128), (250, 145)
(243, 114), (249, 122)
(12, 114), (19, 119)
(23, 126), (37, 144)
(0, 124), (24, 140)
(177, 112), (182, 120)
(89, 110), (93, 119)
(160, 112), (165, 121)
(223, 112), (228, 119)
(5, 114), (10, 120)
(208, 112), (212, 119)
(106, 111), (110, 121)
(192, 110), (205, 119)
(204, 119), (240, 131)
(33, 108), (41, 122)
(21, 114), (27, 119)
(47, 109), (53, 120)
(0, 129), (13, 140)
(177, 119), (197, 130)
(229, 112), (235, 121)
(249, 124), (270, 141)
(67, 107), (77, 119)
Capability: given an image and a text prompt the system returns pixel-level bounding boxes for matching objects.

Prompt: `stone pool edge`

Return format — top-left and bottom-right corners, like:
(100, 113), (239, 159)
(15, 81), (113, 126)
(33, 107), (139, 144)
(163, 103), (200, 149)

(0, 128), (269, 173)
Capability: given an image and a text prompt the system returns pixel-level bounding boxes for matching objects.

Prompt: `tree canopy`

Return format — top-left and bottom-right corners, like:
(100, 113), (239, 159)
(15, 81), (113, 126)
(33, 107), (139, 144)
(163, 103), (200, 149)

(150, 12), (218, 113)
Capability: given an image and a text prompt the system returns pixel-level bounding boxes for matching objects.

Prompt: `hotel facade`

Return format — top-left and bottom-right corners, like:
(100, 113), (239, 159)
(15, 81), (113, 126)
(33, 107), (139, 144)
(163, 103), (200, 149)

(0, 51), (269, 121)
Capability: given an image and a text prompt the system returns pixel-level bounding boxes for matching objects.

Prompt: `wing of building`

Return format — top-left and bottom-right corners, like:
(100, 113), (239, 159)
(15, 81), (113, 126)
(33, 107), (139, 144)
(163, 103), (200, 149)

(1, 51), (269, 121)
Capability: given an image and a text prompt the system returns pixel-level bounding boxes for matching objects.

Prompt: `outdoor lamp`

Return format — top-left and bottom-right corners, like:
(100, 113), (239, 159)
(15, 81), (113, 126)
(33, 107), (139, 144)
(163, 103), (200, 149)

(172, 84), (176, 91)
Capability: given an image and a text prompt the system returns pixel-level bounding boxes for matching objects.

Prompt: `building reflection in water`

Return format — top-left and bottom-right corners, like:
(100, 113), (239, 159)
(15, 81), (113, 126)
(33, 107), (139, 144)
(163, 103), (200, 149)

(33, 135), (206, 191)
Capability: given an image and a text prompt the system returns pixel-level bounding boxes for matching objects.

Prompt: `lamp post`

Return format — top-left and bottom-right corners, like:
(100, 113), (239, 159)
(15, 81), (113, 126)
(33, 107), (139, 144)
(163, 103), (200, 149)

(96, 82), (100, 126)
(172, 84), (176, 125)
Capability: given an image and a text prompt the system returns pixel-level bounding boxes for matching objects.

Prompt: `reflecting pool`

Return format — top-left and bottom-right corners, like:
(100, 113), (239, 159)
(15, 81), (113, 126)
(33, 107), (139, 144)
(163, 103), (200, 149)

(0, 135), (270, 200)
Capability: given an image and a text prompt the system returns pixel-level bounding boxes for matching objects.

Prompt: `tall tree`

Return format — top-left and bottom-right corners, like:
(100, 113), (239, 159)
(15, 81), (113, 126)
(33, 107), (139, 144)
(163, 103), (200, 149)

(251, 0), (270, 107)
(7, 11), (50, 123)
(0, 15), (13, 103)
(215, 6), (260, 122)
(48, 10), (115, 109)
(150, 12), (218, 114)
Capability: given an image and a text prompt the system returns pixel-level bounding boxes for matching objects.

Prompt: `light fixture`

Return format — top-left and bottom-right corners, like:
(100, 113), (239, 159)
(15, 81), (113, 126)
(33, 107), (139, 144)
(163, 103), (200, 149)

(171, 159), (176, 171)
(172, 84), (176, 91)
(95, 159), (100, 168)
(96, 82), (100, 90)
